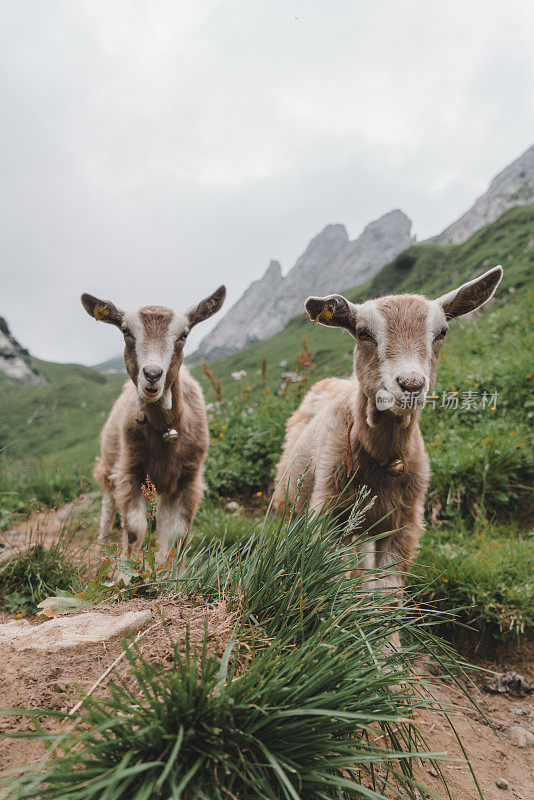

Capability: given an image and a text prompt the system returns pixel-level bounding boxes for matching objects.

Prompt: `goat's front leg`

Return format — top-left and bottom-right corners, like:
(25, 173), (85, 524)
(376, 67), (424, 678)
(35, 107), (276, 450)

(115, 473), (147, 555)
(156, 474), (204, 566)
(374, 519), (422, 652)
(375, 519), (423, 595)
(97, 489), (117, 544)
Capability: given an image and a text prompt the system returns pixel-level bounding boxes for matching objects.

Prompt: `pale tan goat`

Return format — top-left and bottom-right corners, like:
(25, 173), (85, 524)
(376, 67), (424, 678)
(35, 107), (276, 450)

(273, 267), (503, 589)
(81, 286), (226, 564)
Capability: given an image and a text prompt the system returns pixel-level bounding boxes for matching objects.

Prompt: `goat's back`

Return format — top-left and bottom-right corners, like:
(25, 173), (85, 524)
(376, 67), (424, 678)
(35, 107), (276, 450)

(273, 377), (354, 512)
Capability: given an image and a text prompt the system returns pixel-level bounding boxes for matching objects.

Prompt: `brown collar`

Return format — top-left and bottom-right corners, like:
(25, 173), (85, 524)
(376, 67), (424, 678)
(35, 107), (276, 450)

(346, 423), (404, 478)
(136, 411), (179, 442)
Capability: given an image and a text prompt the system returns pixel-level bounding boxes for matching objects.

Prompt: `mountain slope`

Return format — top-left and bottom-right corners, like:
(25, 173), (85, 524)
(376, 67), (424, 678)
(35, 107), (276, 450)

(193, 204), (534, 399)
(433, 143), (534, 245)
(195, 209), (413, 361)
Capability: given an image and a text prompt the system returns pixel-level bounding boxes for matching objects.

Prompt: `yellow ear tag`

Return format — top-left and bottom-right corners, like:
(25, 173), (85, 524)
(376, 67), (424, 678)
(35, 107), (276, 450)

(94, 305), (110, 320)
(313, 308), (332, 325)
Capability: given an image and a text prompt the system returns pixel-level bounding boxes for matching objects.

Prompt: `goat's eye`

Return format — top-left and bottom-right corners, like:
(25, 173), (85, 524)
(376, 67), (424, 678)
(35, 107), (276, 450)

(356, 328), (375, 343)
(434, 327), (448, 341)
(123, 330), (134, 341)
(176, 332), (188, 344)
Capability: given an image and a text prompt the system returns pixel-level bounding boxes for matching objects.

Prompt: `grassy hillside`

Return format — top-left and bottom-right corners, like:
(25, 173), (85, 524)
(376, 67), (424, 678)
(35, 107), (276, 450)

(0, 362), (124, 520)
(0, 360), (124, 465)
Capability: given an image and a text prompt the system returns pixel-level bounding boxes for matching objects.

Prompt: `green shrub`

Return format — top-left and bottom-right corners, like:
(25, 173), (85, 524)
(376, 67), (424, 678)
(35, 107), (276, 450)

(204, 392), (292, 497)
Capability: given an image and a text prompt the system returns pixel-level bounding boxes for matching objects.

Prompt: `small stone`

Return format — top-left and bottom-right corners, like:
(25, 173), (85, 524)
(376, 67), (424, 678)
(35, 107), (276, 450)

(483, 671), (532, 697)
(496, 778), (509, 790)
(0, 610), (152, 651)
(225, 501), (241, 513)
(427, 767), (439, 778)
(506, 725), (534, 748)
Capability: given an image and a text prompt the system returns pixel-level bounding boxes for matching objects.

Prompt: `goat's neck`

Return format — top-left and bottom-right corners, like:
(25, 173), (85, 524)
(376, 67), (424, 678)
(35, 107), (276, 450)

(354, 387), (420, 462)
(143, 378), (183, 434)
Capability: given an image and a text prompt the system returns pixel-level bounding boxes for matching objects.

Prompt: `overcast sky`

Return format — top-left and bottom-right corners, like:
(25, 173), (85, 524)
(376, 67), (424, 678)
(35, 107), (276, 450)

(1, 1), (533, 365)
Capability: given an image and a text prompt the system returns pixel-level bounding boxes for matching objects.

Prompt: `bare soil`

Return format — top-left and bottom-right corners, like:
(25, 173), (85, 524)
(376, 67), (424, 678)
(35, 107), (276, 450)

(0, 596), (236, 777)
(412, 648), (534, 800)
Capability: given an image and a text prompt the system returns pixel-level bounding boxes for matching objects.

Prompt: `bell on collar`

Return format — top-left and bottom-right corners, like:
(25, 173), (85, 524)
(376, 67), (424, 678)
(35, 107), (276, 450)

(162, 428), (179, 442)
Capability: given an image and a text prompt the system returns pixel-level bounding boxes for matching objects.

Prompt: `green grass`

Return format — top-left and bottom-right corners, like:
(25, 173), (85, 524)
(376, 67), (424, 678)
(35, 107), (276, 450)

(0, 360), (124, 466)
(190, 499), (259, 550)
(409, 521), (534, 638)
(1, 497), (474, 800)
(0, 363), (124, 526)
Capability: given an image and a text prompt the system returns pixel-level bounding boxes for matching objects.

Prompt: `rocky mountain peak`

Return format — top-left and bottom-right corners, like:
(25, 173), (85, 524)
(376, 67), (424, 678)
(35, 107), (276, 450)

(362, 209), (412, 238)
(0, 317), (45, 385)
(195, 209), (413, 361)
(263, 259), (282, 280)
(434, 143), (534, 245)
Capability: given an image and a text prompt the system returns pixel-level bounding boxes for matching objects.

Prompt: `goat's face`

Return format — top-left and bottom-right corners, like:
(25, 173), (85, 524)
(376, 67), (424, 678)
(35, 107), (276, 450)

(306, 266), (503, 416)
(81, 286), (226, 404)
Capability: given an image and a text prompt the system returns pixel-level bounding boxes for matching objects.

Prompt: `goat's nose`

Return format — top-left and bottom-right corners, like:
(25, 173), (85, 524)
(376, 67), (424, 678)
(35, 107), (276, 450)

(143, 366), (163, 383)
(396, 373), (425, 393)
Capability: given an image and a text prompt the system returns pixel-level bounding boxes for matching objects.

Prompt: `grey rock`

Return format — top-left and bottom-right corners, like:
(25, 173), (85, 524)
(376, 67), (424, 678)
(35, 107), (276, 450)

(225, 501), (241, 513)
(0, 317), (45, 384)
(506, 725), (534, 748)
(496, 778), (509, 790)
(196, 210), (414, 361)
(433, 144), (534, 245)
(483, 670), (532, 697)
(0, 610), (152, 651)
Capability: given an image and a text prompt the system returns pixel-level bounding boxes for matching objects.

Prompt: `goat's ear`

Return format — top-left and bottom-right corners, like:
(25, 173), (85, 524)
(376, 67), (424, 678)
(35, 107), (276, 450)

(81, 294), (124, 328)
(186, 285), (226, 328)
(305, 294), (357, 336)
(435, 266), (503, 319)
